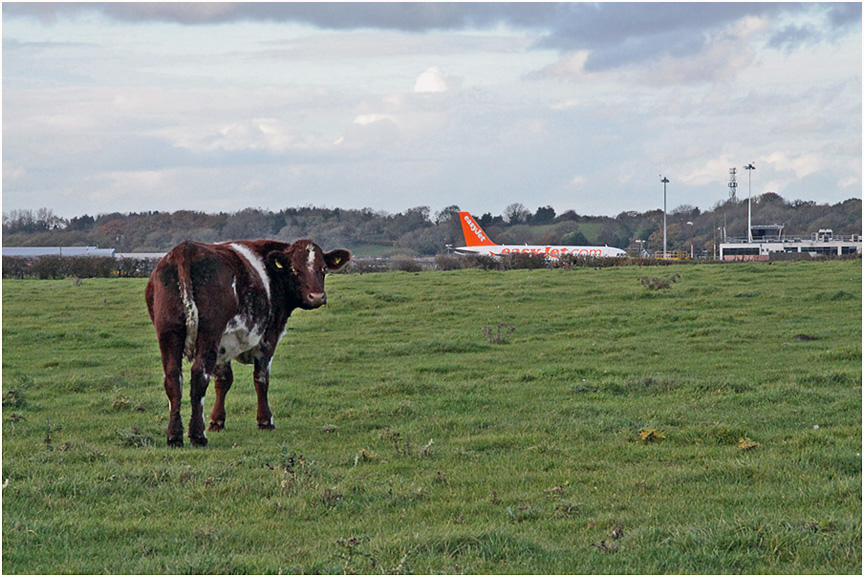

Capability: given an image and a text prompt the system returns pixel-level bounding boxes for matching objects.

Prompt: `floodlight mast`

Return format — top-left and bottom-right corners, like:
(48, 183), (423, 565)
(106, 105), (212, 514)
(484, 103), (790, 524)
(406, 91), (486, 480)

(744, 163), (756, 242)
(660, 176), (669, 258)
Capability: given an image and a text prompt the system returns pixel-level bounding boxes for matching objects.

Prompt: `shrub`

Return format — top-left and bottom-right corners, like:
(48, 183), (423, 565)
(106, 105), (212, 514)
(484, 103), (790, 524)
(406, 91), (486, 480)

(66, 257), (118, 278)
(502, 252), (550, 270)
(2, 257), (30, 279)
(464, 254), (501, 270)
(1, 256), (158, 279)
(31, 255), (68, 279)
(434, 255), (463, 271)
(390, 259), (423, 273)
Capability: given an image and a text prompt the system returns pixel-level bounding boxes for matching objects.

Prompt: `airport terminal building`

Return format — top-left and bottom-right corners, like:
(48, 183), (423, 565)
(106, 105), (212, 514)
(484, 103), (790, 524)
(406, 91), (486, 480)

(720, 227), (862, 261)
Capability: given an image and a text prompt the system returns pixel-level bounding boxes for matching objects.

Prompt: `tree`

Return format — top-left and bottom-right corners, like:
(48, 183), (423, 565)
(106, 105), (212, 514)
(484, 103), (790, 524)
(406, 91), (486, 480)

(2, 208), (66, 234)
(504, 203), (530, 224)
(434, 205), (460, 224)
(222, 208), (278, 239)
(561, 230), (588, 245)
(648, 223), (686, 253)
(68, 215), (96, 231)
(434, 205), (462, 245)
(533, 206), (556, 224)
(671, 204), (700, 220)
(757, 192), (784, 205)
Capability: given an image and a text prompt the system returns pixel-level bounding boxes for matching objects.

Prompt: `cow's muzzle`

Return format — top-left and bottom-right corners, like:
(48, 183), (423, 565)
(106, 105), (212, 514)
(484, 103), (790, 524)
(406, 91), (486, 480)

(305, 292), (327, 307)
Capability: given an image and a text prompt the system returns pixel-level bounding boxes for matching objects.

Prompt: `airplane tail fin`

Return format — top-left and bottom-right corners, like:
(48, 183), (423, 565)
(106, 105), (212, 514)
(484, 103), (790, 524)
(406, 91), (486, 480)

(459, 212), (497, 246)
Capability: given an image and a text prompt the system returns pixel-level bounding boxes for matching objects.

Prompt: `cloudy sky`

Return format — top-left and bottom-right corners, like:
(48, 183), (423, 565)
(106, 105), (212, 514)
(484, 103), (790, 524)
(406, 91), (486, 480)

(3, 2), (861, 220)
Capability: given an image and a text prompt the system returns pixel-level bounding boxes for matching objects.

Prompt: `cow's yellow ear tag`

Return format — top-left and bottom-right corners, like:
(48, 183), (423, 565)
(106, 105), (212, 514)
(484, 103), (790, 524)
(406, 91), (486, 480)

(275, 260), (283, 269)
(333, 257), (341, 265)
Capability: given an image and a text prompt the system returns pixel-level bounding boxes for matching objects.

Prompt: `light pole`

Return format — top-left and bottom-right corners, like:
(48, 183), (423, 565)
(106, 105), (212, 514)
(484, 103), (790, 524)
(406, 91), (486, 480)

(744, 162), (755, 242)
(660, 176), (669, 258)
(716, 227), (722, 260)
(687, 221), (694, 259)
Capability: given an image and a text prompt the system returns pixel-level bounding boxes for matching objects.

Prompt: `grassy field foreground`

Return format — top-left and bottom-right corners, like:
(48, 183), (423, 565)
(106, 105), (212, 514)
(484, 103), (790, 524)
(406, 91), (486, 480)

(2, 260), (861, 574)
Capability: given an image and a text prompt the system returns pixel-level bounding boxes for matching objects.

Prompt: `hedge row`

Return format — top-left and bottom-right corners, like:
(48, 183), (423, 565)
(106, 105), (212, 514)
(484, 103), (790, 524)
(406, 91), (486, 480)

(5, 252), (760, 280)
(2, 256), (158, 279)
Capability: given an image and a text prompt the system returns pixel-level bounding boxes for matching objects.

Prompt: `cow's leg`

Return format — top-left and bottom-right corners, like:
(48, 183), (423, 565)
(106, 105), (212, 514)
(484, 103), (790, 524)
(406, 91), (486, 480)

(188, 344), (218, 446)
(158, 331), (185, 447)
(254, 356), (275, 430)
(208, 363), (233, 432)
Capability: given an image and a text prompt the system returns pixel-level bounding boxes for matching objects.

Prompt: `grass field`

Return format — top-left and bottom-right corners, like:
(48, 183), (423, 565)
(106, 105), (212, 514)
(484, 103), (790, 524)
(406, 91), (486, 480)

(2, 260), (861, 574)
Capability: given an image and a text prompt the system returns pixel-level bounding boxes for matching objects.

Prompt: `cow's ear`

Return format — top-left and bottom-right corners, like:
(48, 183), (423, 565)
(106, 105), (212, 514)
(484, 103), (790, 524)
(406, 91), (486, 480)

(266, 251), (291, 273)
(324, 249), (351, 271)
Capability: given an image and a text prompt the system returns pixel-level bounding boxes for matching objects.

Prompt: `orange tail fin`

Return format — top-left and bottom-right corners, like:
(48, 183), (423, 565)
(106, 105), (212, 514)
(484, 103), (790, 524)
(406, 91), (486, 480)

(459, 212), (497, 246)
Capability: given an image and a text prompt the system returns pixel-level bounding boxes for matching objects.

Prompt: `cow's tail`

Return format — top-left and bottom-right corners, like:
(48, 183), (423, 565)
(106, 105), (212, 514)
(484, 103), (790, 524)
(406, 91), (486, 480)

(176, 242), (199, 362)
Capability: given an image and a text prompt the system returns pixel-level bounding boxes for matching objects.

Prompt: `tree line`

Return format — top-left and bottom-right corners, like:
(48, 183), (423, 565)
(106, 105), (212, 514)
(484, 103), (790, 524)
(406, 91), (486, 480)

(3, 194), (861, 257)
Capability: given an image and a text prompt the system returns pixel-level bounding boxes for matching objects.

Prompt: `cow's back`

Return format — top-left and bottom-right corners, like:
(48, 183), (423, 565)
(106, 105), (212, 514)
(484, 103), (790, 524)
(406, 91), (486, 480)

(146, 241), (242, 356)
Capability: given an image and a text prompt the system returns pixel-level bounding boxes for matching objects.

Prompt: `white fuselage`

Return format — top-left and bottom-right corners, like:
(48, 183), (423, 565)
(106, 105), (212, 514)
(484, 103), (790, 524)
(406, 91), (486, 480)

(453, 244), (627, 258)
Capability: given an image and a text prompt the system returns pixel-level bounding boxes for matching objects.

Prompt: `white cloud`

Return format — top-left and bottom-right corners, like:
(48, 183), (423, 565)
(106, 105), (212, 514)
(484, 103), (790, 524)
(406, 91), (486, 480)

(652, 18), (765, 86)
(550, 98), (581, 111)
(569, 175), (587, 188)
(2, 162), (26, 181)
(414, 66), (448, 93)
(838, 176), (859, 189)
(763, 151), (824, 180)
(2, 4), (860, 219)
(537, 50), (592, 81)
(352, 114), (397, 126)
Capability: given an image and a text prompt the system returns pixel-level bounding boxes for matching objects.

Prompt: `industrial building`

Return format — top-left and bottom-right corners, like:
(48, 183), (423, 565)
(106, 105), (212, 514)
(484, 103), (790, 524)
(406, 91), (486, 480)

(2, 246), (116, 258)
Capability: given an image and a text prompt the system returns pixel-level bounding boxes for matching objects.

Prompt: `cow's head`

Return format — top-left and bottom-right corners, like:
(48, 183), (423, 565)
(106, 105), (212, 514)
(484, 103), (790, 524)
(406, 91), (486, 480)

(267, 239), (351, 309)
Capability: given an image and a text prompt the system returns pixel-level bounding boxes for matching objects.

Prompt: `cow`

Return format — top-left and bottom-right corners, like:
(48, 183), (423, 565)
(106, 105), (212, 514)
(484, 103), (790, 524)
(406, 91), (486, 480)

(145, 239), (351, 447)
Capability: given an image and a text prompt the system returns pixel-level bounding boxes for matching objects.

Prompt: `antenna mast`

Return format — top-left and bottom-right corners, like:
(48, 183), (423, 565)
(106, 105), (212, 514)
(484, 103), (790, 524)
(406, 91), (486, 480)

(727, 167), (738, 203)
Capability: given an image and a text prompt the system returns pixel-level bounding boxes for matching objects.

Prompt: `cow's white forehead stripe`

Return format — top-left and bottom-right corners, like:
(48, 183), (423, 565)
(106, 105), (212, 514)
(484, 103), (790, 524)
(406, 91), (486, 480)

(307, 244), (317, 272)
(229, 243), (271, 302)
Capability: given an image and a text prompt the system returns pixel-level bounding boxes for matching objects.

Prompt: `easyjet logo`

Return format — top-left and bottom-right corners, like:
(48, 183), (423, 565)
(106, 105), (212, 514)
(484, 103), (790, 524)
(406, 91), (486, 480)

(498, 247), (603, 257)
(463, 215), (488, 242)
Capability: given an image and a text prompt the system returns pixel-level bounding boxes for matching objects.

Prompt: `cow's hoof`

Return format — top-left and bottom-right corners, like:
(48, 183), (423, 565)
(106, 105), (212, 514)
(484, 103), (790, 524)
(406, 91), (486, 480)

(167, 436), (184, 448)
(258, 423), (275, 431)
(189, 434), (208, 446)
(208, 421), (224, 432)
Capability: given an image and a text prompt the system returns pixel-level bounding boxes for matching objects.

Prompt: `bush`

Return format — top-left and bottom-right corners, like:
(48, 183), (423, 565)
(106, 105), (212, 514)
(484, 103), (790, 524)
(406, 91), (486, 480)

(2, 256), (158, 279)
(434, 255), (463, 271)
(463, 254), (501, 270)
(30, 255), (68, 279)
(390, 259), (423, 273)
(116, 258), (158, 278)
(501, 252), (550, 270)
(2, 257), (31, 279)
(66, 257), (118, 278)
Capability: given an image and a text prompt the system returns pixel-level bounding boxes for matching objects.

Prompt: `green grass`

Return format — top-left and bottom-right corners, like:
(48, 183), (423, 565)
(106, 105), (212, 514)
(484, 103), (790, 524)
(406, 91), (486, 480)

(3, 260), (861, 574)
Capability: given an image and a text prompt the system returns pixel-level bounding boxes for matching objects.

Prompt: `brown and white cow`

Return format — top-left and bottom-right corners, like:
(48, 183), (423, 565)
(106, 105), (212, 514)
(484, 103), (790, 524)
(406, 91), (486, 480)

(145, 239), (351, 446)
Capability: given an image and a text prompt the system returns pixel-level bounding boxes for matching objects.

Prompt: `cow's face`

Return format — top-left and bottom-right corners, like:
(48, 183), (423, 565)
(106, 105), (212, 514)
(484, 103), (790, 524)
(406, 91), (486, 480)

(267, 240), (351, 309)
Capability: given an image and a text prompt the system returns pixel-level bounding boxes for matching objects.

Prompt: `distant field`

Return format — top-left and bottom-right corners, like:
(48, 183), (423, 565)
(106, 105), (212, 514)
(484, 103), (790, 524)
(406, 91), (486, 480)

(2, 260), (861, 574)
(344, 243), (395, 258)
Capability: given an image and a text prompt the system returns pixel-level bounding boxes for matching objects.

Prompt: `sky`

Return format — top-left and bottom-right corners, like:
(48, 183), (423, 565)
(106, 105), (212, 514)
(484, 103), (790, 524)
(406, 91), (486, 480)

(2, 2), (861, 220)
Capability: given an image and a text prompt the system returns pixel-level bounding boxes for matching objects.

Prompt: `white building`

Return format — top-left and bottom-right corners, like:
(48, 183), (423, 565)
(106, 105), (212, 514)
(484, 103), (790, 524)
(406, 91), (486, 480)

(720, 227), (861, 261)
(2, 246), (116, 258)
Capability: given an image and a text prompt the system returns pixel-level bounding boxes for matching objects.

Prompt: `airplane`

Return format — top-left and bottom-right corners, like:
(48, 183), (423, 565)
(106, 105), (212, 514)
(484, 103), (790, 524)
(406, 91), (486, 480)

(452, 211), (627, 258)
